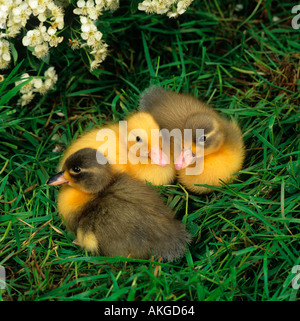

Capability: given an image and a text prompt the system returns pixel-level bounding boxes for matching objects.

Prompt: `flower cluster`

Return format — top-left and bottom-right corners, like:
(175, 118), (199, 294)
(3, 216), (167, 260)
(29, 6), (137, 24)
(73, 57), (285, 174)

(15, 67), (58, 106)
(0, 0), (194, 105)
(72, 0), (119, 71)
(0, 0), (65, 64)
(138, 0), (194, 18)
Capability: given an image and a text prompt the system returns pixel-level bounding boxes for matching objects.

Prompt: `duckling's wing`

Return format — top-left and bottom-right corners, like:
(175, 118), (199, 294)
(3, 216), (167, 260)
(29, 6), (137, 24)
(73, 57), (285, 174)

(94, 175), (190, 261)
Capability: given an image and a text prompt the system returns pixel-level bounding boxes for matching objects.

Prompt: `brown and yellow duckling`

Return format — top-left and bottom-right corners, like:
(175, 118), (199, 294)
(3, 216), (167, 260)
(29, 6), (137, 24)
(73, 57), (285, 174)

(139, 86), (245, 194)
(47, 148), (191, 261)
(59, 111), (176, 186)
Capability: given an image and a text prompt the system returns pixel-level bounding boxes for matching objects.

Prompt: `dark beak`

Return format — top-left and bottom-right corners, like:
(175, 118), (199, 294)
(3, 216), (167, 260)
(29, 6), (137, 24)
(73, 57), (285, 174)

(46, 171), (69, 186)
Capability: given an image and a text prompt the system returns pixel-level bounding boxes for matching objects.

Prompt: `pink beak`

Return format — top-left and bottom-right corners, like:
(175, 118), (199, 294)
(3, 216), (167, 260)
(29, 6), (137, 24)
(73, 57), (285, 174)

(46, 171), (69, 185)
(175, 148), (196, 170)
(149, 146), (169, 166)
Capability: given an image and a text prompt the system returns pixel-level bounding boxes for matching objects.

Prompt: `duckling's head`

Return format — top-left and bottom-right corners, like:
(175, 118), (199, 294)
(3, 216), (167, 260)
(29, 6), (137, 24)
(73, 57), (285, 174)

(47, 148), (113, 194)
(175, 113), (225, 170)
(125, 112), (168, 166)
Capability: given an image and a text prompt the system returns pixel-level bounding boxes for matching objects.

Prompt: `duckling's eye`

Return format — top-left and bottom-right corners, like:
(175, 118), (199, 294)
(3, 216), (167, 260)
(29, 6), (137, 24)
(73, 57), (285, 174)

(198, 135), (207, 143)
(71, 166), (81, 174)
(136, 136), (142, 143)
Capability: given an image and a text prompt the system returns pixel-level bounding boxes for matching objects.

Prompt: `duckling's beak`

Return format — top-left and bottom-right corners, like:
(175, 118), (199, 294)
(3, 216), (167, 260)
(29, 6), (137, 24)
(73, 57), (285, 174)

(175, 148), (196, 170)
(148, 146), (168, 166)
(46, 171), (69, 186)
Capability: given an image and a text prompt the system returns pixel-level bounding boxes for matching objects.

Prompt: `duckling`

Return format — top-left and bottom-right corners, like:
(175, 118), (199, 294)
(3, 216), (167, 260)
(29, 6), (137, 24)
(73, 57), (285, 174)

(47, 148), (191, 261)
(59, 111), (176, 186)
(139, 86), (245, 194)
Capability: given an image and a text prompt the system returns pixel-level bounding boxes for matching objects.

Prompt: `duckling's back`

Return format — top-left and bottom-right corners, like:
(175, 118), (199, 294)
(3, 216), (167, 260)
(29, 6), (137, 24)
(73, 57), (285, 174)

(76, 174), (191, 261)
(139, 86), (214, 130)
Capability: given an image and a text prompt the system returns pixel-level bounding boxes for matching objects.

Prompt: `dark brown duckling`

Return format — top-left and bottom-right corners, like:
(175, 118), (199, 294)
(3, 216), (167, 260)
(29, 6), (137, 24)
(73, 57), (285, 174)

(47, 148), (191, 261)
(139, 86), (245, 194)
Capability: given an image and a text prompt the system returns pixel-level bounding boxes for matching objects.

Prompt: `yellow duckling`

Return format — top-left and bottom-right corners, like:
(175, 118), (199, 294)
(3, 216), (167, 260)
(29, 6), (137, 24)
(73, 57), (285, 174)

(139, 86), (245, 194)
(59, 111), (176, 185)
(47, 148), (191, 261)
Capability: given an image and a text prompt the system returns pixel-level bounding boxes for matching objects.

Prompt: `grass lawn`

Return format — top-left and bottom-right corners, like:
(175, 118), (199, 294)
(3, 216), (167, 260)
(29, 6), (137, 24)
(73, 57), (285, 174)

(0, 0), (299, 301)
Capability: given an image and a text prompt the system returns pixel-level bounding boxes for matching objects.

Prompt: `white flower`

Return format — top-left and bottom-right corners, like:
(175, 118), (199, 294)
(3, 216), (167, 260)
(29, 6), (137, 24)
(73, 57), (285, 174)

(0, 39), (11, 69)
(15, 73), (35, 94)
(6, 23), (22, 38)
(81, 29), (102, 46)
(95, 0), (103, 7)
(0, 42), (11, 61)
(32, 78), (43, 90)
(138, 1), (156, 14)
(32, 0), (48, 14)
(167, 11), (178, 18)
(44, 66), (57, 83)
(0, 4), (9, 29)
(48, 2), (64, 29)
(44, 78), (54, 90)
(47, 26), (56, 35)
(80, 16), (97, 32)
(138, 0), (193, 17)
(103, 0), (119, 11)
(46, 1), (57, 10)
(44, 32), (63, 47)
(74, 0), (100, 20)
(74, 0), (92, 15)
(43, 24), (64, 47)
(38, 23), (47, 36)
(15, 67), (58, 105)
(44, 66), (57, 90)
(22, 29), (43, 47)
(28, 0), (38, 10)
(77, 0), (86, 7)
(90, 40), (108, 70)
(11, 2), (32, 27)
(32, 42), (49, 58)
(15, 73), (30, 84)
(177, 0), (187, 14)
(36, 82), (48, 94)
(35, 67), (58, 93)
(234, 4), (244, 12)
(90, 59), (100, 71)
(19, 91), (35, 106)
(37, 12), (47, 22)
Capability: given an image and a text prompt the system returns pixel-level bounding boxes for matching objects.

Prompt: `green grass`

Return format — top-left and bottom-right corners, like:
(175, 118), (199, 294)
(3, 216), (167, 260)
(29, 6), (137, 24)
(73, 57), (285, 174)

(0, 0), (300, 301)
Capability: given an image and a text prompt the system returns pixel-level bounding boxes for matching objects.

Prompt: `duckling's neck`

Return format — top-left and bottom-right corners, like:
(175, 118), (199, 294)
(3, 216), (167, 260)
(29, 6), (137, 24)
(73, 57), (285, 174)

(57, 185), (95, 232)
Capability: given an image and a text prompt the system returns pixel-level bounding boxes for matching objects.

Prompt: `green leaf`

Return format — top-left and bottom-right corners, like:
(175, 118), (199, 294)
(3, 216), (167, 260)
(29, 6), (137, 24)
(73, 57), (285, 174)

(0, 78), (31, 106)
(10, 42), (18, 65)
